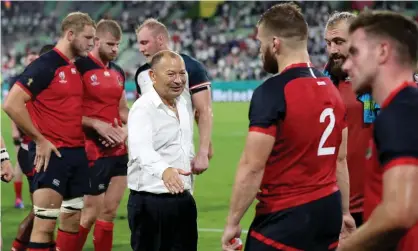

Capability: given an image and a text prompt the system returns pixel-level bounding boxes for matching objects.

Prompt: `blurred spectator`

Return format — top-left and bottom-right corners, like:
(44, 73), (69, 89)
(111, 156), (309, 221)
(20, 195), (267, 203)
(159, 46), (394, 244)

(1, 1), (417, 82)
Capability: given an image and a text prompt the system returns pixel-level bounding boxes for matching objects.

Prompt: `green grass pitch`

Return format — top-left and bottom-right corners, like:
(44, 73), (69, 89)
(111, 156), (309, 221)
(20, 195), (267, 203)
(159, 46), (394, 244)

(1, 102), (256, 250)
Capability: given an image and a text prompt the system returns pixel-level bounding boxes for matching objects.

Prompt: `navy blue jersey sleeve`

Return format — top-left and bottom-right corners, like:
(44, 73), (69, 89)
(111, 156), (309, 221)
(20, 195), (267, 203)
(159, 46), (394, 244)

(14, 58), (54, 98)
(248, 77), (286, 136)
(182, 54), (210, 94)
(374, 103), (418, 170)
(110, 62), (126, 87)
(74, 57), (99, 76)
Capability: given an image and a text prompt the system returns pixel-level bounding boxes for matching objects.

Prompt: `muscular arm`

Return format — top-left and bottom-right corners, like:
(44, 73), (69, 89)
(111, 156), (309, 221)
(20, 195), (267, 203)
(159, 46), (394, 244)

(3, 85), (45, 143)
(192, 89), (213, 155)
(119, 91), (129, 124)
(336, 127), (350, 214)
(226, 132), (274, 225)
(339, 164), (418, 251)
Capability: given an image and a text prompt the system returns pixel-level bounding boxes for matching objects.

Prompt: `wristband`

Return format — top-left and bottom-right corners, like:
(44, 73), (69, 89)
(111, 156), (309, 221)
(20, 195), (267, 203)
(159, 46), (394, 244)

(1, 148), (10, 163)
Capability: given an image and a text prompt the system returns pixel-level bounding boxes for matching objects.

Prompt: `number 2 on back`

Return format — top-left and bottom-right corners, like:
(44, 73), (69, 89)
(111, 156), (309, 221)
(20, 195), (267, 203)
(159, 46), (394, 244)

(318, 108), (336, 156)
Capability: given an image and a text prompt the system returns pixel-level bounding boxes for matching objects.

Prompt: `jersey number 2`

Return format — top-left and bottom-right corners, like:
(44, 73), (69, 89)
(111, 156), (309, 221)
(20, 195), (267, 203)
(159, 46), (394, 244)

(318, 108), (336, 156)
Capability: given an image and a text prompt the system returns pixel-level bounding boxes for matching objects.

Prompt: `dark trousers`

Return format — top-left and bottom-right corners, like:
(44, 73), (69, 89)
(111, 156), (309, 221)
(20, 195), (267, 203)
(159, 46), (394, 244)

(127, 190), (198, 251)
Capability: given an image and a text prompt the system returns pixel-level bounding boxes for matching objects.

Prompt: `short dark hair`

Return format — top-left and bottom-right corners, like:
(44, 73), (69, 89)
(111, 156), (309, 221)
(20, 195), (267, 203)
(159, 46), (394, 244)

(258, 2), (308, 41)
(39, 44), (55, 55)
(150, 50), (181, 69)
(96, 19), (122, 39)
(326, 11), (356, 29)
(349, 10), (418, 67)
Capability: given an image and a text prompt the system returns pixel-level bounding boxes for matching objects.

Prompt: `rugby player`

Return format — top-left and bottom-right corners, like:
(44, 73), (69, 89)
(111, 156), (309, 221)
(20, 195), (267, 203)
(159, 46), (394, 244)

(222, 3), (348, 250)
(339, 10), (418, 251)
(3, 12), (96, 251)
(75, 19), (128, 251)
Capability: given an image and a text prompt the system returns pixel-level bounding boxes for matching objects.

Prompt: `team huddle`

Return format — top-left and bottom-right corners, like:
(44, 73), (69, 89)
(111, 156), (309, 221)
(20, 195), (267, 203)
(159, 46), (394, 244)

(1, 2), (418, 251)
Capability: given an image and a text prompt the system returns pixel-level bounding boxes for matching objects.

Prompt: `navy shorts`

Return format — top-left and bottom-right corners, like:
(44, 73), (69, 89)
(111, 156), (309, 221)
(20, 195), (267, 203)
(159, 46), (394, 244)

(86, 154), (128, 196)
(245, 191), (342, 251)
(29, 143), (89, 199)
(17, 146), (35, 193)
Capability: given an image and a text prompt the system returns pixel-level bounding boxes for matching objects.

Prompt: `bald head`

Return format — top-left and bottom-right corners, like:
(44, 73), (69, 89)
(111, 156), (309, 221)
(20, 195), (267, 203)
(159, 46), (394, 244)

(150, 50), (184, 69)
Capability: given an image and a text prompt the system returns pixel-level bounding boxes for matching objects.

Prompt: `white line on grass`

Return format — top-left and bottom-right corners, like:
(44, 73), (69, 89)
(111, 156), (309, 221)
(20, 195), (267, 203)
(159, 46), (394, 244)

(198, 228), (248, 234)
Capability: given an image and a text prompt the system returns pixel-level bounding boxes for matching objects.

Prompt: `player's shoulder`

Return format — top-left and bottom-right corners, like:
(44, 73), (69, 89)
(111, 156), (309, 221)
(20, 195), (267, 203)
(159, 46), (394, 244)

(74, 56), (101, 75)
(31, 50), (65, 70)
(252, 75), (285, 104)
(375, 86), (418, 131)
(179, 53), (205, 72)
(109, 61), (125, 76)
(135, 63), (151, 80)
(135, 63), (151, 75)
(21, 50), (63, 76)
(283, 66), (327, 81)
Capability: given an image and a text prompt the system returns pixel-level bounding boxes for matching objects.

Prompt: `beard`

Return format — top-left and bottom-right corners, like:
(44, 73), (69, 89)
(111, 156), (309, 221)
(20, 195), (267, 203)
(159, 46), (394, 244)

(99, 47), (117, 62)
(262, 48), (278, 74)
(71, 40), (88, 57)
(328, 53), (348, 80)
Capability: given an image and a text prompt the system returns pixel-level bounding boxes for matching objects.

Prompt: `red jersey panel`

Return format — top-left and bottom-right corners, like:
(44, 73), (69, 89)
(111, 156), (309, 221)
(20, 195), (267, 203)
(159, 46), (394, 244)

(15, 48), (85, 148)
(338, 81), (373, 213)
(249, 63), (346, 215)
(364, 82), (418, 251)
(75, 54), (127, 161)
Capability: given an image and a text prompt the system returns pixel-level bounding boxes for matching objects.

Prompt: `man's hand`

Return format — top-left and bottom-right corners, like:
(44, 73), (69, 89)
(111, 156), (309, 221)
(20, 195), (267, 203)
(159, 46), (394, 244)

(95, 118), (127, 148)
(34, 138), (61, 172)
(112, 118), (127, 142)
(1, 159), (14, 182)
(340, 213), (356, 244)
(162, 167), (191, 194)
(93, 119), (124, 147)
(221, 224), (242, 251)
(192, 151), (209, 175)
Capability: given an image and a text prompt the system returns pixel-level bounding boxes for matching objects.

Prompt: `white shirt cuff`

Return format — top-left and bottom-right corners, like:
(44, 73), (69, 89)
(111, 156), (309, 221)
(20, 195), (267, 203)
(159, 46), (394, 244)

(149, 161), (171, 179)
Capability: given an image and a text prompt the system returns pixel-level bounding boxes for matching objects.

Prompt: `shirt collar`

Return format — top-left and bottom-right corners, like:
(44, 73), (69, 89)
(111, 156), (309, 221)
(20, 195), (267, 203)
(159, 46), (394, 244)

(149, 86), (183, 108)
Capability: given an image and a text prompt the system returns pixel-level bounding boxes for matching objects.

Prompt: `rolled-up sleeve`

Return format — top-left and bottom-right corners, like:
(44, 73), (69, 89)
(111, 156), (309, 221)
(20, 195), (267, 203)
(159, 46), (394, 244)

(128, 104), (170, 179)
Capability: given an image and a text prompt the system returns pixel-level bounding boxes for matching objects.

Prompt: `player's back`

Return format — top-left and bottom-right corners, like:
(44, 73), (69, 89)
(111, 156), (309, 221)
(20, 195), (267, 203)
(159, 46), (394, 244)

(254, 63), (346, 215)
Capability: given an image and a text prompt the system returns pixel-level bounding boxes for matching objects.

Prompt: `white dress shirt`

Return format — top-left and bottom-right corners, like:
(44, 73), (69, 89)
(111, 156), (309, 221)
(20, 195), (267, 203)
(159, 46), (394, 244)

(127, 87), (194, 194)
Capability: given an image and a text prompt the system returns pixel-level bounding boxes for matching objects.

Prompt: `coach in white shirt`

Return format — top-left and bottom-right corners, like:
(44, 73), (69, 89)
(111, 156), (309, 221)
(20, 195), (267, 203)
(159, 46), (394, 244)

(127, 50), (197, 251)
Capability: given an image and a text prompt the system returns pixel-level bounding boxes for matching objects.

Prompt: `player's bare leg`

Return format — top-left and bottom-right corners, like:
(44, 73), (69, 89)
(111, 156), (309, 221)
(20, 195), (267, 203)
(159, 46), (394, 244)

(77, 194), (104, 249)
(29, 188), (62, 249)
(14, 146), (24, 209)
(95, 176), (126, 251)
(78, 176), (126, 251)
(12, 193), (34, 250)
(55, 196), (84, 251)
